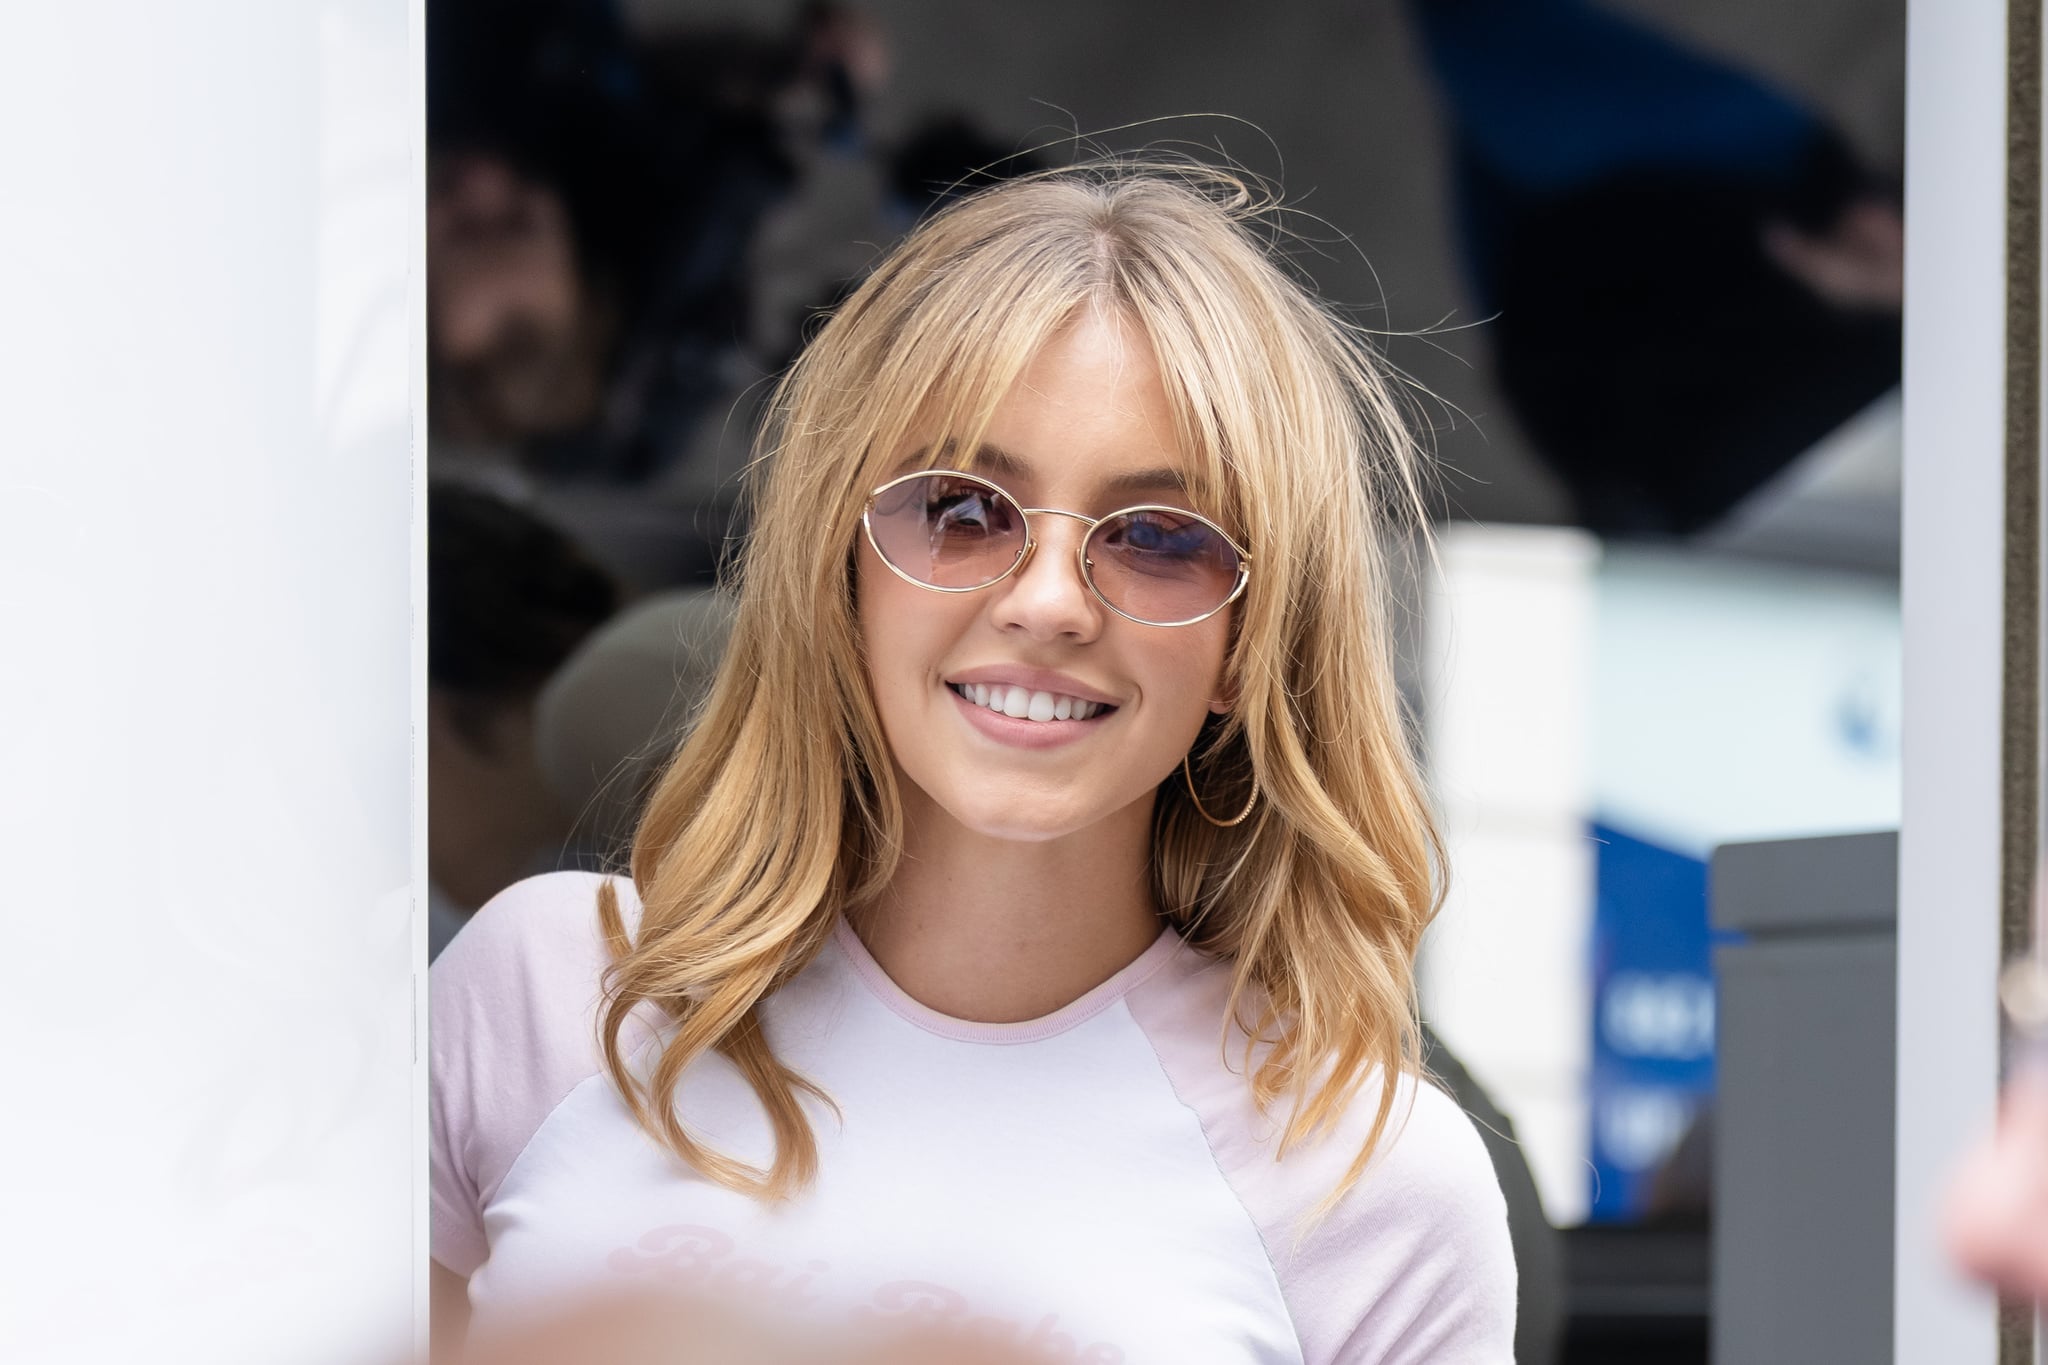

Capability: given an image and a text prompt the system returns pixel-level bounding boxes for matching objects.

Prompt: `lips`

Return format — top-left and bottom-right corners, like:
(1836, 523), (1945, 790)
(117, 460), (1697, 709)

(947, 681), (1114, 722)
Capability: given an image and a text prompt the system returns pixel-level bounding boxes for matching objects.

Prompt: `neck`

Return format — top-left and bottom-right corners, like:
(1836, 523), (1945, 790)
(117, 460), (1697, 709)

(848, 795), (1164, 1024)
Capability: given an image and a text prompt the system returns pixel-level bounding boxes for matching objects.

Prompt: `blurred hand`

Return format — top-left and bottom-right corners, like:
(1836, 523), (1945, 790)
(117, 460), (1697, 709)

(1761, 197), (1905, 313)
(798, 4), (890, 100)
(1944, 1063), (2048, 1297)
(441, 1289), (1043, 1365)
(1945, 873), (2048, 1299)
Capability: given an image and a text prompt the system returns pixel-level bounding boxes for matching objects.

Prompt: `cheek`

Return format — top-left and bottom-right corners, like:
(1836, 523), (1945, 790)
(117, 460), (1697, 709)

(854, 560), (907, 712)
(855, 550), (965, 694)
(855, 544), (915, 647)
(1146, 624), (1234, 739)
(1188, 617), (1234, 711)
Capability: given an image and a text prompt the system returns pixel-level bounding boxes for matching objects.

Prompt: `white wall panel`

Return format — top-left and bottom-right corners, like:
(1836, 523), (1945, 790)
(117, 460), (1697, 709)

(1897, 0), (2009, 1358)
(0, 3), (421, 1361)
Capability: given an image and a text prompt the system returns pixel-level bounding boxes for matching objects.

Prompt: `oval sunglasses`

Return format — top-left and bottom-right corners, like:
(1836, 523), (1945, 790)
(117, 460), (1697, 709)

(861, 468), (1252, 628)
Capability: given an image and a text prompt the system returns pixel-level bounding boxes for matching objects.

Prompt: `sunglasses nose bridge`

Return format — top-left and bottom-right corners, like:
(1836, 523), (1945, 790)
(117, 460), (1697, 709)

(1016, 506), (1095, 553)
(1017, 506), (1102, 581)
(1023, 506), (1095, 527)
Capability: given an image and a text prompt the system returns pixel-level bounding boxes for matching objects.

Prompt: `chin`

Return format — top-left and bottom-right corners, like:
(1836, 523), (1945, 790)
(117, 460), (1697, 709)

(925, 782), (1157, 847)
(943, 802), (1094, 845)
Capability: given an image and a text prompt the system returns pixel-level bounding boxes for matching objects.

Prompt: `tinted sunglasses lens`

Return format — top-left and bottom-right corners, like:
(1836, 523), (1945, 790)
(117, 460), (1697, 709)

(1087, 510), (1243, 624)
(867, 474), (1027, 589)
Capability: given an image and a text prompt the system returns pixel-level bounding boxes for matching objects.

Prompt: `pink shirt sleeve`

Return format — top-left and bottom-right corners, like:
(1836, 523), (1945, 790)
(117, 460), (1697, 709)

(428, 871), (651, 1277)
(1127, 946), (1518, 1365)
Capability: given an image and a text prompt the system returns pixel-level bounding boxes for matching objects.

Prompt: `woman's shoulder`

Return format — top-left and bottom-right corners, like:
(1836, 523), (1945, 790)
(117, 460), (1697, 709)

(429, 871), (647, 1276)
(434, 870), (639, 1005)
(1341, 1070), (1518, 1275)
(431, 867), (646, 1077)
(1282, 1072), (1518, 1364)
(1125, 948), (1516, 1363)
(1345, 1068), (1511, 1211)
(1126, 944), (1503, 1190)
(430, 869), (653, 1082)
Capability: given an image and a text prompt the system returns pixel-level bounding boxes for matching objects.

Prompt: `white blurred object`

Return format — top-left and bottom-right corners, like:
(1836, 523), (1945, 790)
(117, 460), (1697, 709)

(0, 3), (418, 1362)
(1422, 524), (1601, 1226)
(1591, 547), (1900, 858)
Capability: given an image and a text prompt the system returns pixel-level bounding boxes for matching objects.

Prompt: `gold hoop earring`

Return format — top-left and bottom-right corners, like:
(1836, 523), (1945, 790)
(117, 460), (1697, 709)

(1182, 754), (1260, 828)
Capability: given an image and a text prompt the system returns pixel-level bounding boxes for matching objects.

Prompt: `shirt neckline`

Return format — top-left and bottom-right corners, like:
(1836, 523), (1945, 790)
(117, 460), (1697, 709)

(828, 916), (1185, 1045)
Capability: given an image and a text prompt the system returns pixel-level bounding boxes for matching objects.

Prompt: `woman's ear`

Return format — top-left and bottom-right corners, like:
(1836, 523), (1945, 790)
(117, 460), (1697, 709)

(1208, 676), (1239, 715)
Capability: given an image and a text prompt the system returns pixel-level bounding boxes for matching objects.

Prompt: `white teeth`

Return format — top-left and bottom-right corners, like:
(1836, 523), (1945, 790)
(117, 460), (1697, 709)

(953, 684), (1106, 723)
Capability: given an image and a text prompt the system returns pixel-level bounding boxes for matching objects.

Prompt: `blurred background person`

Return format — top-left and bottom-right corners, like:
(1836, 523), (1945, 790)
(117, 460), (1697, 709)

(430, 0), (788, 484)
(428, 0), (894, 589)
(428, 482), (619, 958)
(1409, 0), (1902, 536)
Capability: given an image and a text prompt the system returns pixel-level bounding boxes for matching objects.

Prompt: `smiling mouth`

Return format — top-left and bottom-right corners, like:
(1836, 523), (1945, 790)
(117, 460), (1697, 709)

(947, 682), (1117, 723)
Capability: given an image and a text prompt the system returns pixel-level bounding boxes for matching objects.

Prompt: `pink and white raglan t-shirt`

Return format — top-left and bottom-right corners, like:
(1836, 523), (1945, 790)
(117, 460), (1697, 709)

(431, 872), (1517, 1364)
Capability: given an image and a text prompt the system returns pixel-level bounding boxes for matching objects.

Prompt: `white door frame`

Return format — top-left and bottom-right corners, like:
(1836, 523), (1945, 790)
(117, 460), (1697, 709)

(1897, 1), (2043, 1361)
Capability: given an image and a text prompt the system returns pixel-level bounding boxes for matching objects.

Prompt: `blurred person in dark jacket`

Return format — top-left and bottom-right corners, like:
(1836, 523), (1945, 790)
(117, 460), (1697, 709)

(428, 482), (619, 957)
(1410, 0), (1902, 536)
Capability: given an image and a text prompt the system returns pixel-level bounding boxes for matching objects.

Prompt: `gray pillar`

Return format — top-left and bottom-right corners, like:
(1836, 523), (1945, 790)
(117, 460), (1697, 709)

(1712, 830), (1898, 1365)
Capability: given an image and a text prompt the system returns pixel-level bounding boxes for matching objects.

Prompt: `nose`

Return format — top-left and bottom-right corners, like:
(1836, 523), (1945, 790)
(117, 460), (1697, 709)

(991, 509), (1104, 642)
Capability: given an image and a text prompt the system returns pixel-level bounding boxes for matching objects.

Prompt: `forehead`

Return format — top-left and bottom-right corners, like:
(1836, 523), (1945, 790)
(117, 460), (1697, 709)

(894, 309), (1232, 512)
(955, 441), (1188, 503)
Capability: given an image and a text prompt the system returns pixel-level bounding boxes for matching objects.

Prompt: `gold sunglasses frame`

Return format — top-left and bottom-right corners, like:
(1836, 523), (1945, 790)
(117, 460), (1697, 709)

(860, 468), (1252, 628)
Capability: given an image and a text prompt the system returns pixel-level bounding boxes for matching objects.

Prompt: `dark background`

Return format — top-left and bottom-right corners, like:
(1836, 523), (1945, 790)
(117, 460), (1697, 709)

(618, 0), (1904, 529)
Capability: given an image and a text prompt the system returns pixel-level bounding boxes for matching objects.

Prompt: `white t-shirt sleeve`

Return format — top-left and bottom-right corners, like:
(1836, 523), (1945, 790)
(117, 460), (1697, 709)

(1127, 951), (1518, 1365)
(428, 871), (648, 1277)
(1312, 1083), (1519, 1365)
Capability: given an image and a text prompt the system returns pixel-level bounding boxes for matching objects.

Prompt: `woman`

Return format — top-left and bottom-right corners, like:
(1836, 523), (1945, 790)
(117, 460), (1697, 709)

(432, 166), (1517, 1363)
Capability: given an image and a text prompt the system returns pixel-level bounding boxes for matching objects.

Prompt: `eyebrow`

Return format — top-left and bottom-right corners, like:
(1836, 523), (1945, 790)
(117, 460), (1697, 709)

(948, 442), (1191, 498)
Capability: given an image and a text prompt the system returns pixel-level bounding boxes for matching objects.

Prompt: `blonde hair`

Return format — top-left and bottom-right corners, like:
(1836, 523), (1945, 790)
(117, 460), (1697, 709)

(596, 164), (1445, 1205)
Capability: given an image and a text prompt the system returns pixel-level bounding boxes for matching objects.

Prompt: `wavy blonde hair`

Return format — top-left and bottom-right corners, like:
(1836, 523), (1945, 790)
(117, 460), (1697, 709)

(596, 164), (1444, 1205)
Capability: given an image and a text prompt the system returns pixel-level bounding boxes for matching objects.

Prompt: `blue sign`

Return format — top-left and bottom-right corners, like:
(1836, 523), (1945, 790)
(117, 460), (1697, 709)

(1587, 822), (1717, 1222)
